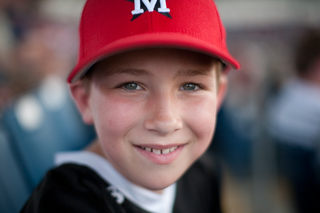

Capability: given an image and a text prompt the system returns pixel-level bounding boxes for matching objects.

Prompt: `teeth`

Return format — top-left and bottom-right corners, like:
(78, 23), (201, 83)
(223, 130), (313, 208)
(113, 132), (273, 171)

(141, 146), (178, 155)
(162, 148), (170, 154)
(169, 147), (177, 152)
(152, 149), (161, 154)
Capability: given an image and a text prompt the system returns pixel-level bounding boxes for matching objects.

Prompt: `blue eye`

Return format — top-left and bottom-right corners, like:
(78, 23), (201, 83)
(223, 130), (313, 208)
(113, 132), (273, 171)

(123, 82), (142, 90)
(181, 83), (199, 91)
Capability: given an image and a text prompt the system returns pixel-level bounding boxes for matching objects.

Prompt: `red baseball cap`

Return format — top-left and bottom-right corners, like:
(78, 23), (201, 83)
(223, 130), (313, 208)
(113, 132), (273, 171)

(67, 0), (240, 83)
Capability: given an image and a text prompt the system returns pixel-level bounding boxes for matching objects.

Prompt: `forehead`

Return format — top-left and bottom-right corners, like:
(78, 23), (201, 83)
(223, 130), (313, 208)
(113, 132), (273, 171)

(91, 48), (218, 77)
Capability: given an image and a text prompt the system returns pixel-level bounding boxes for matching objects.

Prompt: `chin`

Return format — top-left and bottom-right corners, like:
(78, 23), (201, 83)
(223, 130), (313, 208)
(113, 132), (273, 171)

(136, 172), (182, 192)
(144, 181), (175, 192)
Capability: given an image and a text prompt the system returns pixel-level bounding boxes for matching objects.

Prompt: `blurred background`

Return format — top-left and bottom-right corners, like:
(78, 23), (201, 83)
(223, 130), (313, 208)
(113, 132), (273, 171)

(0, 0), (319, 213)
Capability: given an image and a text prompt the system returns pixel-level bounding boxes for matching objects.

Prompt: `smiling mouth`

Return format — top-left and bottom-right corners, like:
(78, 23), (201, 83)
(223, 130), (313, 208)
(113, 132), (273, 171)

(139, 146), (178, 155)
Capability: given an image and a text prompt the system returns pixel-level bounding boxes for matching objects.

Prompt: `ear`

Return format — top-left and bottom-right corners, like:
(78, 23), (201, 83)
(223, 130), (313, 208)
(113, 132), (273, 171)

(69, 81), (94, 124)
(216, 73), (228, 111)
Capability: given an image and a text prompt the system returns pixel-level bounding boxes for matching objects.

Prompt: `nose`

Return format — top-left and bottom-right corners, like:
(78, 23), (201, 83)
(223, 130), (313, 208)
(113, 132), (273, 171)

(144, 94), (183, 136)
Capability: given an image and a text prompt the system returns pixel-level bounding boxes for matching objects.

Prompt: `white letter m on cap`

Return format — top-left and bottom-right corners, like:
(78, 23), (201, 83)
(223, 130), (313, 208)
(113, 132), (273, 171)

(132, 0), (170, 15)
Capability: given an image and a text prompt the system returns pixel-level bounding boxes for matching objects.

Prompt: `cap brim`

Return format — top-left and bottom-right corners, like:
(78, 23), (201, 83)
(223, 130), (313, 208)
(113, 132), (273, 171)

(68, 32), (240, 83)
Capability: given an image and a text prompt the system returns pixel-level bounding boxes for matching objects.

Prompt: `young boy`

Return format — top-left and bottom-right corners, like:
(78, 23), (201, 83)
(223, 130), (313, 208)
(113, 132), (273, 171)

(22, 0), (239, 212)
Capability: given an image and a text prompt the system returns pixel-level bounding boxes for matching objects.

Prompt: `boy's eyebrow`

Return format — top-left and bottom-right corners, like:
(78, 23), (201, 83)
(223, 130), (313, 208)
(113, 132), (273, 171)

(98, 68), (152, 77)
(175, 69), (213, 77)
(118, 68), (152, 76)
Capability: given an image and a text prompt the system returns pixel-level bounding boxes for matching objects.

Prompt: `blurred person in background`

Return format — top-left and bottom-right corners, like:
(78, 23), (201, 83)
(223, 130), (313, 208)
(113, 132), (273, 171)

(0, 0), (43, 113)
(0, 0), (78, 114)
(268, 28), (320, 213)
(0, 2), (92, 211)
(10, 19), (78, 92)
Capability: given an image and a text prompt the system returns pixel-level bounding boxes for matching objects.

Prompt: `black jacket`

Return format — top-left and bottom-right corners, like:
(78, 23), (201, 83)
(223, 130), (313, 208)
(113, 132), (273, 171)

(21, 154), (222, 213)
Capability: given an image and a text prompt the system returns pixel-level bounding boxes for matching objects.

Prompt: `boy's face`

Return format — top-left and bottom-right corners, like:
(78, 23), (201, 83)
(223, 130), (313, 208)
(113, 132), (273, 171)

(71, 48), (227, 192)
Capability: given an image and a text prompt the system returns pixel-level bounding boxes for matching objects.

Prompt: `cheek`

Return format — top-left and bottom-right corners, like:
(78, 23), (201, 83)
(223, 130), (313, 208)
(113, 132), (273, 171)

(184, 96), (217, 147)
(89, 91), (142, 140)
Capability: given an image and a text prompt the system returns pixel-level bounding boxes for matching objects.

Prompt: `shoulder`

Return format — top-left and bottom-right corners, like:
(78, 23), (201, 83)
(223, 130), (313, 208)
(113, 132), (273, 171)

(21, 164), (119, 213)
(173, 153), (222, 213)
